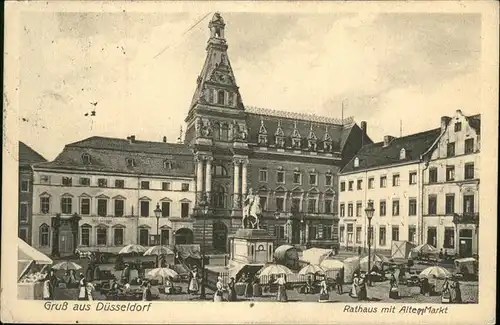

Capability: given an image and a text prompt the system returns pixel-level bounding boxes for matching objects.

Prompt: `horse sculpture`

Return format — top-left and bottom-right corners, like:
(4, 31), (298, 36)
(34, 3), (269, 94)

(242, 189), (262, 229)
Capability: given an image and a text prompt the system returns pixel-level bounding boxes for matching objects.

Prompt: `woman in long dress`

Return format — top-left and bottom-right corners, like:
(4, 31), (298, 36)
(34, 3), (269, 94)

(389, 273), (399, 299)
(450, 278), (462, 303)
(358, 274), (367, 301)
(350, 273), (359, 298)
(318, 275), (329, 302)
(188, 267), (200, 294)
(275, 274), (288, 302)
(86, 282), (95, 301)
(441, 277), (451, 304)
(42, 274), (52, 300)
(78, 273), (88, 300)
(213, 277), (224, 302)
(227, 277), (237, 301)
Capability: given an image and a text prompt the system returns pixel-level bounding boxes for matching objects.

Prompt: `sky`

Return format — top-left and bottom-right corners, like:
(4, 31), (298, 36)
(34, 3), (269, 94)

(17, 11), (482, 161)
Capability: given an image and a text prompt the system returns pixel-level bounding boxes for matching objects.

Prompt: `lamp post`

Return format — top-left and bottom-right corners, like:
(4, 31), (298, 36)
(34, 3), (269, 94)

(275, 212), (280, 247)
(154, 203), (162, 267)
(364, 200), (375, 286)
(199, 196), (209, 300)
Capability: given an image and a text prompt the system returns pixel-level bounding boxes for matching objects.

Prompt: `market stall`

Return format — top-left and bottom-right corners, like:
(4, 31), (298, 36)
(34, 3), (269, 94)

(18, 239), (53, 300)
(391, 241), (416, 260)
(274, 245), (301, 270)
(342, 256), (360, 283)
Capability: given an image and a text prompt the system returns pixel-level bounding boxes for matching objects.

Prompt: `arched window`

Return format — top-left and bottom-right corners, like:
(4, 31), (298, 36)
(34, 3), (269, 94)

(212, 165), (228, 176)
(215, 27), (221, 37)
(400, 148), (406, 160)
(213, 185), (226, 208)
(81, 153), (91, 165)
(39, 224), (50, 247)
(354, 157), (359, 168)
(217, 90), (225, 105)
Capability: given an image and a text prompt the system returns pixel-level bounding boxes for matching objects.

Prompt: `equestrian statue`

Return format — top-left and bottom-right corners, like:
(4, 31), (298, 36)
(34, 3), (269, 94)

(242, 188), (262, 229)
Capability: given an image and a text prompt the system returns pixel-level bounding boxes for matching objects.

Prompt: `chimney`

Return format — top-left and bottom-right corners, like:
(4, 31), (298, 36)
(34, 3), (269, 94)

(128, 135), (136, 144)
(163, 136), (167, 143)
(441, 116), (451, 132)
(383, 135), (394, 147)
(360, 121), (367, 135)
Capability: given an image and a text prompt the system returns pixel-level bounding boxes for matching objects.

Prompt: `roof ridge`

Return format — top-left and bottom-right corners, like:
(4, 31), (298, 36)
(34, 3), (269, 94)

(366, 127), (441, 146)
(245, 105), (353, 125)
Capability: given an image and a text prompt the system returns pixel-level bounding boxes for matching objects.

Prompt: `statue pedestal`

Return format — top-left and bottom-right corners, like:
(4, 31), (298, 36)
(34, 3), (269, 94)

(228, 229), (275, 264)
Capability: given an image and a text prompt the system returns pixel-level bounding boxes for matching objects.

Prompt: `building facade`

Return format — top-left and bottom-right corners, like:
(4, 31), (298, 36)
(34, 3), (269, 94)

(338, 129), (441, 252)
(31, 137), (196, 256)
(19, 142), (47, 244)
(184, 13), (371, 252)
(421, 110), (480, 257)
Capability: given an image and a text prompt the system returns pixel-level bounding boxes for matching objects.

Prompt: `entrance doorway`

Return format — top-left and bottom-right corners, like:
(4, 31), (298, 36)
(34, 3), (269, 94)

(175, 228), (194, 245)
(459, 229), (473, 257)
(212, 221), (228, 253)
(59, 231), (74, 257)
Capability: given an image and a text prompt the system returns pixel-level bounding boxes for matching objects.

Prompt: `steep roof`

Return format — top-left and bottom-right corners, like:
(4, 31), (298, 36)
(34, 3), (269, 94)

(466, 114), (481, 134)
(19, 142), (47, 167)
(35, 136), (194, 177)
(341, 128), (441, 174)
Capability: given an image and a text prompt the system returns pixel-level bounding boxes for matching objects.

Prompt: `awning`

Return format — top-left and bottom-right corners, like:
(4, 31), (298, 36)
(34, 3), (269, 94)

(300, 248), (334, 265)
(274, 245), (299, 261)
(175, 245), (201, 260)
(18, 238), (52, 265)
(227, 261), (264, 280)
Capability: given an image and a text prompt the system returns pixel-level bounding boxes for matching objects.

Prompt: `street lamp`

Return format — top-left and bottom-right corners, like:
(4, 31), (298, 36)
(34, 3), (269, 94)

(199, 196), (209, 300)
(364, 200), (375, 286)
(274, 212), (280, 247)
(154, 203), (162, 267)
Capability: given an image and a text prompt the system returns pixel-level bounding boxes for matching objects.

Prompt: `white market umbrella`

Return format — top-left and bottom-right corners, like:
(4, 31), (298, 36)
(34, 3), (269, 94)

(146, 267), (179, 280)
(52, 261), (83, 271)
(412, 243), (439, 255)
(119, 244), (147, 255)
(258, 264), (293, 277)
(320, 259), (345, 271)
(298, 264), (326, 275)
(144, 246), (175, 256)
(418, 266), (452, 279)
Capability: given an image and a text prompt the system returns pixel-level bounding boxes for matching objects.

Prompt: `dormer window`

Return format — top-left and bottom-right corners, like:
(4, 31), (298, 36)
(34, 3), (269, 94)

(126, 158), (135, 167)
(324, 141), (332, 152)
(291, 121), (302, 149)
(258, 118), (268, 146)
(82, 153), (91, 165)
(163, 160), (173, 169)
(307, 124), (317, 151)
(399, 148), (406, 160)
(354, 157), (359, 168)
(292, 138), (301, 149)
(258, 134), (268, 145)
(217, 90), (225, 105)
(308, 140), (317, 151)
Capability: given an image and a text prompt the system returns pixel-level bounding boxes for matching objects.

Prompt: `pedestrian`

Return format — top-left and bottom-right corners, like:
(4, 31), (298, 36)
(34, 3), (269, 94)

(187, 266), (199, 294)
(305, 275), (314, 294)
(438, 249), (444, 260)
(78, 273), (88, 300)
(244, 273), (253, 298)
(389, 273), (399, 299)
(164, 276), (174, 295)
(86, 282), (95, 301)
(357, 246), (361, 256)
(350, 273), (359, 299)
(213, 277), (224, 302)
(42, 273), (53, 300)
(227, 277), (237, 301)
(335, 272), (343, 294)
(274, 274), (288, 302)
(358, 273), (367, 301)
(450, 278), (462, 303)
(142, 281), (153, 301)
(318, 275), (329, 302)
(252, 276), (262, 298)
(441, 276), (452, 304)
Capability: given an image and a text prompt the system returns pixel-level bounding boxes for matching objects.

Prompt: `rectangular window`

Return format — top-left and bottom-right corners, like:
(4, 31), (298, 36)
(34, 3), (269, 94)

(181, 183), (190, 192)
(408, 226), (416, 243)
(259, 196), (267, 211)
(447, 142), (455, 157)
(162, 182), (171, 191)
(339, 226), (345, 242)
(347, 224), (354, 243)
(292, 172), (302, 185)
(161, 229), (169, 245)
(465, 138), (474, 154)
(427, 227), (437, 246)
(276, 197), (284, 212)
(19, 203), (28, 222)
(324, 200), (332, 214)
(80, 198), (90, 215)
(181, 202), (190, 218)
(380, 176), (387, 188)
(309, 174), (317, 186)
(259, 170), (268, 182)
(62, 177), (73, 186)
(308, 199), (316, 213)
(96, 228), (107, 246)
(114, 200), (124, 217)
(409, 172), (417, 185)
(348, 181), (354, 191)
(40, 226), (50, 247)
(368, 178), (375, 189)
(454, 122), (462, 132)
(356, 227), (362, 243)
(446, 165), (455, 181)
(273, 225), (285, 240)
(61, 197), (72, 214)
(409, 198), (417, 216)
(392, 199), (400, 216)
(347, 203), (353, 217)
(40, 197), (50, 214)
(340, 182), (346, 192)
(114, 228), (124, 246)
(97, 199), (107, 217)
(79, 177), (90, 186)
(463, 195), (475, 213)
(464, 163), (475, 179)
(356, 202), (362, 217)
(429, 168), (438, 183)
(324, 225), (332, 240)
(444, 228), (455, 248)
(140, 201), (150, 217)
(140, 181), (150, 189)
(339, 203), (345, 217)
(20, 180), (29, 192)
(428, 195), (437, 215)
(445, 194), (455, 214)
(115, 179), (124, 188)
(81, 228), (90, 246)
(379, 200), (386, 216)
(325, 175), (332, 186)
(392, 226), (399, 241)
(277, 171), (285, 184)
(161, 201), (170, 217)
(357, 179), (363, 190)
(139, 229), (149, 246)
(379, 227), (386, 246)
(292, 198), (301, 213)
(392, 174), (400, 187)
(40, 175), (51, 184)
(98, 178), (107, 188)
